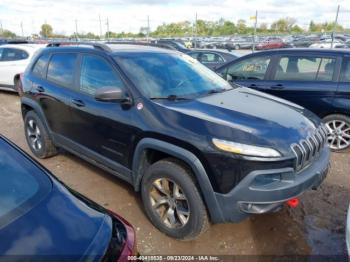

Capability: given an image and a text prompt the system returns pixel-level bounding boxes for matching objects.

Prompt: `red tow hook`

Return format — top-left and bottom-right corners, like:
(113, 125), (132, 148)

(286, 198), (299, 208)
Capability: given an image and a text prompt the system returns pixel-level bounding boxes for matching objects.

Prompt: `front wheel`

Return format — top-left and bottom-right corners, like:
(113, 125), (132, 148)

(323, 114), (350, 151)
(141, 158), (209, 240)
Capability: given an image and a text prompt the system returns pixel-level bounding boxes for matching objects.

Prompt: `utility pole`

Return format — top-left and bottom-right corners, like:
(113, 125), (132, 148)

(147, 15), (150, 42)
(252, 10), (258, 52)
(20, 21), (24, 37)
(0, 21), (3, 35)
(99, 15), (102, 39)
(75, 19), (78, 41)
(331, 5), (340, 49)
(194, 13), (198, 48)
(106, 17), (110, 40)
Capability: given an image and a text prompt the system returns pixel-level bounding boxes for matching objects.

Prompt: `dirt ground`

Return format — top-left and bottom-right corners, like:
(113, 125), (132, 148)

(0, 91), (349, 258)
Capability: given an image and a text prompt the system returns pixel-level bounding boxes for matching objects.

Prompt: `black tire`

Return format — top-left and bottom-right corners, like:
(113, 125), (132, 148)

(323, 114), (350, 152)
(14, 77), (22, 95)
(24, 111), (58, 158)
(141, 158), (209, 240)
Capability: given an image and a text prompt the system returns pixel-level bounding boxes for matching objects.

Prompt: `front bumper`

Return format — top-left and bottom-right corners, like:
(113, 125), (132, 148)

(212, 146), (330, 223)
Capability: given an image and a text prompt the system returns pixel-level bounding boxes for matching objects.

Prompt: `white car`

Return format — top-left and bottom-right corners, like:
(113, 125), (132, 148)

(0, 44), (45, 92)
(309, 39), (345, 49)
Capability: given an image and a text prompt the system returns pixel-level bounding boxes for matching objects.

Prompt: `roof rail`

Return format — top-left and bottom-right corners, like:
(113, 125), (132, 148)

(46, 42), (112, 52)
(106, 41), (177, 51)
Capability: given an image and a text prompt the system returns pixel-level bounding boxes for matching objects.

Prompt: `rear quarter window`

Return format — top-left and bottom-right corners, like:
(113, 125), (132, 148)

(32, 53), (50, 78)
(0, 48), (29, 61)
(0, 139), (51, 228)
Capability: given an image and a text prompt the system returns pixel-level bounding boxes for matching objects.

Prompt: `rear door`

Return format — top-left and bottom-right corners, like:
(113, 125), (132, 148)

(265, 54), (340, 117)
(33, 52), (79, 138)
(334, 56), (350, 116)
(217, 54), (275, 90)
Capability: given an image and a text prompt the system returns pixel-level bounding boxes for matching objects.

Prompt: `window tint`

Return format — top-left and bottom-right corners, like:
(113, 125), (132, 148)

(188, 52), (199, 59)
(0, 48), (29, 61)
(199, 53), (224, 63)
(0, 139), (51, 227)
(225, 56), (270, 81)
(80, 55), (124, 96)
(47, 53), (77, 87)
(32, 54), (50, 78)
(275, 56), (335, 81)
(341, 59), (350, 82)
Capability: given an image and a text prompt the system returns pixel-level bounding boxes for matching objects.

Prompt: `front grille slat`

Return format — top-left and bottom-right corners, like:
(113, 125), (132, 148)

(291, 125), (327, 171)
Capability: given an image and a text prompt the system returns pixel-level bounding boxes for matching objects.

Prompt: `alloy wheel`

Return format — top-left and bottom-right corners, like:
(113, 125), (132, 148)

(27, 119), (42, 151)
(325, 120), (350, 150)
(149, 178), (190, 229)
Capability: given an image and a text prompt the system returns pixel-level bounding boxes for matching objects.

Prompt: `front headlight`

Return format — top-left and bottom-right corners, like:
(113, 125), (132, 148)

(212, 138), (281, 158)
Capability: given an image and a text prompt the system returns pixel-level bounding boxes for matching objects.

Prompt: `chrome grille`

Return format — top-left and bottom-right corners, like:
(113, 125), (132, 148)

(291, 125), (328, 171)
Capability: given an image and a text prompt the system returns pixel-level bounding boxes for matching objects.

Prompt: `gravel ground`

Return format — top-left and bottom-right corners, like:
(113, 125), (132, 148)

(0, 91), (349, 258)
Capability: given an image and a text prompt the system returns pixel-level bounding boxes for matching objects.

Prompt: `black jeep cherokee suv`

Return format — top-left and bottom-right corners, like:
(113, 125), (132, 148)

(21, 42), (330, 240)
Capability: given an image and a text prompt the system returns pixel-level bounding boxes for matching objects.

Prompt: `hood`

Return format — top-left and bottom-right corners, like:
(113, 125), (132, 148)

(0, 180), (112, 259)
(156, 87), (321, 156)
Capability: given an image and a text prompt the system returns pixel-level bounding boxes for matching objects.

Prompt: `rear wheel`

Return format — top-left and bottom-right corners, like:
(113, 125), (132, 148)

(141, 158), (209, 240)
(323, 114), (350, 151)
(24, 111), (58, 158)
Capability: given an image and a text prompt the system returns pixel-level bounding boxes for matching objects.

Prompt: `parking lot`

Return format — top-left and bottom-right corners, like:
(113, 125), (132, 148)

(0, 91), (348, 256)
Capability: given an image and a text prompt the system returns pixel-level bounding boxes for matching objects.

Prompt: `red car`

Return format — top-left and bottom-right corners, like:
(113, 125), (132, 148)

(256, 38), (287, 50)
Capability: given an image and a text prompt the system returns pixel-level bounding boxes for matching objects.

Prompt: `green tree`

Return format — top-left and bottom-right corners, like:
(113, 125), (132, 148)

(0, 29), (16, 38)
(40, 23), (53, 38)
(237, 19), (247, 34)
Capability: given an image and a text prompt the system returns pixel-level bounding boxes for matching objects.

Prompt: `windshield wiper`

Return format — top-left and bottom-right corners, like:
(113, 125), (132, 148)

(149, 95), (190, 101)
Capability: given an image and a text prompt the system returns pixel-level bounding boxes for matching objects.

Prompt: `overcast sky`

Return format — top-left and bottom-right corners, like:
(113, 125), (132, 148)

(1, 0), (350, 36)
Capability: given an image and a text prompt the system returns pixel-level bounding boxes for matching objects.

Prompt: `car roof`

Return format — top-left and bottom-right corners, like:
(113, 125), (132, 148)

(44, 43), (178, 55)
(0, 44), (46, 52)
(252, 48), (350, 55)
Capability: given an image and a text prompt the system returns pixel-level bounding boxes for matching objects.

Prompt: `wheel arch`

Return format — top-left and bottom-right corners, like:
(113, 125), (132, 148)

(132, 137), (224, 222)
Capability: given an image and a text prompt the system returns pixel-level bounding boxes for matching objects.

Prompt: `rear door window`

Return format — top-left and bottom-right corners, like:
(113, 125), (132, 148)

(0, 48), (29, 61)
(199, 53), (224, 63)
(0, 139), (51, 228)
(274, 56), (336, 81)
(47, 53), (77, 88)
(341, 58), (350, 82)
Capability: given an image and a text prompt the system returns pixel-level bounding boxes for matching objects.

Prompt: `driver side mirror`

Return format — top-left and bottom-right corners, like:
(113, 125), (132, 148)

(95, 86), (129, 103)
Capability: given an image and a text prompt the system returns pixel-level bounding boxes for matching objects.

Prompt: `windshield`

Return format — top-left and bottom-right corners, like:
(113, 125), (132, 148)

(0, 138), (51, 227)
(114, 52), (233, 99)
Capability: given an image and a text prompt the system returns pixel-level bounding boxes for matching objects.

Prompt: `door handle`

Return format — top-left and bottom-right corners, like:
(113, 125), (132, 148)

(270, 84), (284, 90)
(71, 99), (85, 107)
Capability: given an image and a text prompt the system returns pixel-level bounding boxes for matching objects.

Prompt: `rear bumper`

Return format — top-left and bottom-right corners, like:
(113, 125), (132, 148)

(211, 146), (330, 223)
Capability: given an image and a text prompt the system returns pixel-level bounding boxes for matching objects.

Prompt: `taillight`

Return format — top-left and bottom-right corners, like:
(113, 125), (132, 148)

(107, 211), (137, 262)
(286, 198), (299, 208)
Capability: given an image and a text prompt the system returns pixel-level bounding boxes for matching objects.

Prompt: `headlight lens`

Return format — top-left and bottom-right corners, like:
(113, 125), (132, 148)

(212, 138), (281, 158)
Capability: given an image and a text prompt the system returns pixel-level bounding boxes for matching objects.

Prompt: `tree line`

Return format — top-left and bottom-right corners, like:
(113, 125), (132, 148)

(0, 17), (349, 39)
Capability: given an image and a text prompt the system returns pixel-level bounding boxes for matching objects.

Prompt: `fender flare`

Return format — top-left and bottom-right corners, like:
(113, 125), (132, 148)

(21, 97), (52, 135)
(132, 137), (224, 222)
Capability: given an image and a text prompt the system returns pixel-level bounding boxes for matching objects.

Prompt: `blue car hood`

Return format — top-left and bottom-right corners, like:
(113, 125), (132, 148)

(0, 180), (112, 259)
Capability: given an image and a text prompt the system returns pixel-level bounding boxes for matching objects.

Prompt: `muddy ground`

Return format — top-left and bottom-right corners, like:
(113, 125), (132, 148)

(0, 91), (349, 258)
